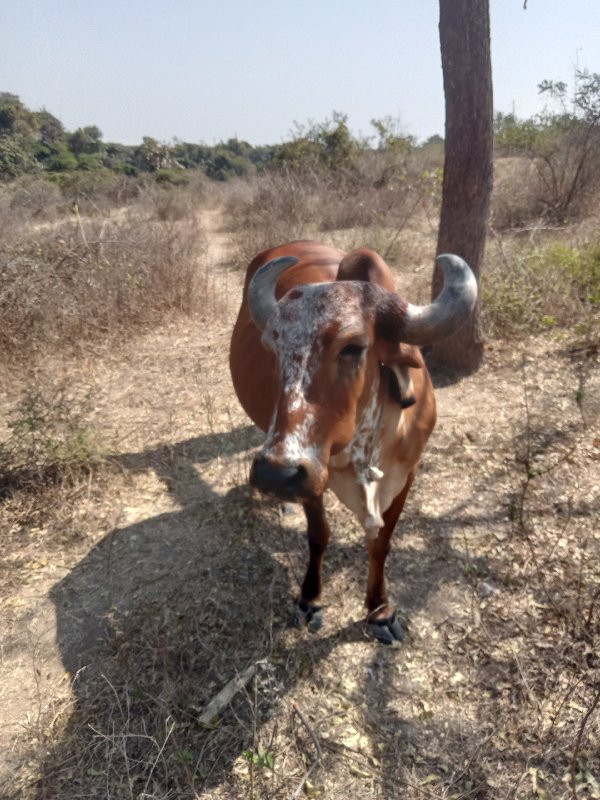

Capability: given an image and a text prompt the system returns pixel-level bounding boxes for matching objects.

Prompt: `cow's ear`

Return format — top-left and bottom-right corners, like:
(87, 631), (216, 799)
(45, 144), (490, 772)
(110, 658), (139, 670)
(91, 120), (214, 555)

(375, 343), (423, 408)
(337, 248), (396, 291)
(374, 340), (424, 369)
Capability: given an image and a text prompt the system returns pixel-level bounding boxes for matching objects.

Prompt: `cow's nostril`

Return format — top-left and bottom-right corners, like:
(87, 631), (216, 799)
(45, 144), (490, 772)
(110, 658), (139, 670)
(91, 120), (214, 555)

(250, 456), (308, 500)
(292, 464), (307, 484)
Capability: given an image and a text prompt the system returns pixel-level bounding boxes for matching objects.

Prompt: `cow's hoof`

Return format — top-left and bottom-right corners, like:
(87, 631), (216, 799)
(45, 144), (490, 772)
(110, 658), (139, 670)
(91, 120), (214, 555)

(367, 611), (405, 645)
(291, 599), (323, 632)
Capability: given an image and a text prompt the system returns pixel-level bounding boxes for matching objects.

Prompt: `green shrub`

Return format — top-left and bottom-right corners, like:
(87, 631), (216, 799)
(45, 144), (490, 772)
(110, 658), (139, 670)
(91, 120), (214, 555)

(43, 143), (78, 172)
(154, 167), (190, 186)
(483, 239), (600, 335)
(0, 135), (37, 178)
(275, 113), (360, 173)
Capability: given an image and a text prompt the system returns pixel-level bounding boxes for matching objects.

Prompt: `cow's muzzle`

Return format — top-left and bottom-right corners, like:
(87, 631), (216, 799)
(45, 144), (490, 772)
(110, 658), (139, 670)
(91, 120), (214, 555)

(250, 454), (316, 502)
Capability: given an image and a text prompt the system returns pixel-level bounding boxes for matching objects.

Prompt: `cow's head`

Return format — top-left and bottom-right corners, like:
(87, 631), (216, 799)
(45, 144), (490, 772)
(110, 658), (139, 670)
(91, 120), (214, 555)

(247, 253), (476, 502)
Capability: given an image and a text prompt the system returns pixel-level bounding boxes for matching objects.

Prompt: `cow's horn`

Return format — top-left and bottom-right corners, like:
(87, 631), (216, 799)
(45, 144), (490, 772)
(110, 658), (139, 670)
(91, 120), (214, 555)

(247, 256), (299, 330)
(401, 254), (478, 345)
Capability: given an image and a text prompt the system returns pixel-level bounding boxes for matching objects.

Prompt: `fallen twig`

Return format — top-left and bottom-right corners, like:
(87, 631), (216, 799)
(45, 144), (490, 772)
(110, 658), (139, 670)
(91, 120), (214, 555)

(569, 685), (600, 800)
(291, 700), (322, 800)
(198, 663), (256, 726)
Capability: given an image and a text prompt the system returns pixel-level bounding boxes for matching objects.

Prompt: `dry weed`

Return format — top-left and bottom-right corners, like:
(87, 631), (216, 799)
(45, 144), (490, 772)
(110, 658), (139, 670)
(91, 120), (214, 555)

(222, 158), (439, 268)
(2, 333), (597, 800)
(2, 157), (600, 800)
(0, 193), (208, 361)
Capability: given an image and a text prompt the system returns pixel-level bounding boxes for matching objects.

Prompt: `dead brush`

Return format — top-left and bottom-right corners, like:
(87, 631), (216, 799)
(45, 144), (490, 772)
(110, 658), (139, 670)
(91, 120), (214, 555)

(32, 592), (306, 799)
(480, 355), (600, 797)
(0, 374), (113, 599)
(0, 376), (104, 497)
(491, 156), (547, 230)
(0, 196), (207, 360)
(222, 156), (439, 269)
(222, 169), (320, 265)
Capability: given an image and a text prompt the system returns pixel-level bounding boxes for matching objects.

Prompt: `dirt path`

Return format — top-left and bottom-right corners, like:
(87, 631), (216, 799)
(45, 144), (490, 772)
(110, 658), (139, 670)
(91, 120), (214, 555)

(1, 220), (599, 798)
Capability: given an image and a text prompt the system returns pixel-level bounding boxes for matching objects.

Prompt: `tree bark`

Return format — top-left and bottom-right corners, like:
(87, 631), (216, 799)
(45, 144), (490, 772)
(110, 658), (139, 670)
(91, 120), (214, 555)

(429, 0), (493, 374)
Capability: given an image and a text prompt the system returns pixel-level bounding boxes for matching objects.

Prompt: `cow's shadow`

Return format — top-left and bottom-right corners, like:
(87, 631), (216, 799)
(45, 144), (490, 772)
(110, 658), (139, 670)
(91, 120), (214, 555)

(39, 422), (497, 798)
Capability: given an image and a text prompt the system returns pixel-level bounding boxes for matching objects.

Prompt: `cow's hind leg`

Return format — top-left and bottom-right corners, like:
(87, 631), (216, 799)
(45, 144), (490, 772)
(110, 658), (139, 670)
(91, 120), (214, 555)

(292, 495), (331, 632)
(365, 473), (415, 644)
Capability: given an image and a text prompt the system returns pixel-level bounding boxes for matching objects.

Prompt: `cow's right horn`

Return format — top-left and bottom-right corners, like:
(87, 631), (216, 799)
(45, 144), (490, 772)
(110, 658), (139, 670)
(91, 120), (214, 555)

(247, 256), (299, 331)
(377, 254), (477, 346)
(402, 254), (477, 344)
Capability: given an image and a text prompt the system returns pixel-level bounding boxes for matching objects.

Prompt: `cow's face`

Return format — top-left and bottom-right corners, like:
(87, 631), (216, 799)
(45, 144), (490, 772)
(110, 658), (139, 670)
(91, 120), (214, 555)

(250, 282), (380, 501)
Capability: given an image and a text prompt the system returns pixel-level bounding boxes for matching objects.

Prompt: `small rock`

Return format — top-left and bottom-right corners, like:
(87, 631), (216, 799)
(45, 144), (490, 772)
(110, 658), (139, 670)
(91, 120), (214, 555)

(478, 580), (499, 598)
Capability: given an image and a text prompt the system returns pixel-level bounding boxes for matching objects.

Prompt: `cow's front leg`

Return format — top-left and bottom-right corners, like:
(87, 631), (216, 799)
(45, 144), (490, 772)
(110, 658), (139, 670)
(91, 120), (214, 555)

(365, 473), (415, 644)
(292, 495), (330, 632)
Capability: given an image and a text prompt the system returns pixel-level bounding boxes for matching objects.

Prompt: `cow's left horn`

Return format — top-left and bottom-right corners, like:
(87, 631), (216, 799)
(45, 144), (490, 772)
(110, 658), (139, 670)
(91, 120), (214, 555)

(247, 256), (299, 331)
(400, 254), (477, 345)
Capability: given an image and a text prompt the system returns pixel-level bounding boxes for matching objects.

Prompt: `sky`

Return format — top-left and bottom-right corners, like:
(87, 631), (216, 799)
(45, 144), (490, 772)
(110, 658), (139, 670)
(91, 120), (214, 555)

(1, 1), (599, 147)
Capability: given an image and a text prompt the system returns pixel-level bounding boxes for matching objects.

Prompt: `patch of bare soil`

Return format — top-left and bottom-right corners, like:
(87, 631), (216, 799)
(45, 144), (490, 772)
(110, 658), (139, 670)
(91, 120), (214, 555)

(1, 222), (599, 799)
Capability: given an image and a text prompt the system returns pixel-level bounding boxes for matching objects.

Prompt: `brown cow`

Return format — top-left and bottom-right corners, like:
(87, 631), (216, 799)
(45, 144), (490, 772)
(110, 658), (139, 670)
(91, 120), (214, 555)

(229, 241), (476, 643)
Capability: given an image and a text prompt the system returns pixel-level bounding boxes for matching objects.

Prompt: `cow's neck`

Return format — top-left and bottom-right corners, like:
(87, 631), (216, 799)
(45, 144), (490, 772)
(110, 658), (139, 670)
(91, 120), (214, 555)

(329, 368), (386, 471)
(328, 368), (406, 539)
(327, 368), (396, 538)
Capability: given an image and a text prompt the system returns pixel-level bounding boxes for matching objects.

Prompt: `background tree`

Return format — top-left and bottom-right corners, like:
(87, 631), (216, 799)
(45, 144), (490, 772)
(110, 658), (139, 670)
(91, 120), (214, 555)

(492, 74), (600, 229)
(133, 136), (173, 172)
(429, 0), (493, 373)
(0, 93), (38, 179)
(0, 92), (36, 137)
(34, 110), (65, 146)
(68, 125), (103, 155)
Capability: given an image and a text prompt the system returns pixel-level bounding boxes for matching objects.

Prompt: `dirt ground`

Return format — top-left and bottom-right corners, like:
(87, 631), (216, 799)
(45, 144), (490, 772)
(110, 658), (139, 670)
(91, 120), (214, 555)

(1, 218), (599, 799)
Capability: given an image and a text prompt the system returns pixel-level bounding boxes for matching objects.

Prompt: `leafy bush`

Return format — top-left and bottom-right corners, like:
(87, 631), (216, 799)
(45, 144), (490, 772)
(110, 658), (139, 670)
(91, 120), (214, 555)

(275, 112), (360, 173)
(42, 143), (78, 172)
(483, 238), (600, 335)
(68, 125), (103, 155)
(0, 92), (36, 137)
(154, 167), (190, 186)
(536, 241), (600, 305)
(0, 135), (36, 178)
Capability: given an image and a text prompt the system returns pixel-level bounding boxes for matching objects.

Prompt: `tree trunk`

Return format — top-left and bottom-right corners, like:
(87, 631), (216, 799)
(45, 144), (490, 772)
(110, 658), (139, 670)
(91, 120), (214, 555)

(429, 0), (493, 374)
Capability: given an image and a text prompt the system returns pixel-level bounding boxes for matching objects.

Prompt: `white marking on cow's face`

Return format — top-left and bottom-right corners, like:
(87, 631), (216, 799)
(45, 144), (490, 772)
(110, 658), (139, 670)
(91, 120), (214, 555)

(350, 380), (382, 472)
(258, 282), (374, 487)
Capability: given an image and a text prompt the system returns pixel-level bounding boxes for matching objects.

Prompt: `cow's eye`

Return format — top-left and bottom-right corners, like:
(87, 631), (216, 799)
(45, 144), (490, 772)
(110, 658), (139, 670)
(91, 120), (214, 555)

(339, 343), (366, 359)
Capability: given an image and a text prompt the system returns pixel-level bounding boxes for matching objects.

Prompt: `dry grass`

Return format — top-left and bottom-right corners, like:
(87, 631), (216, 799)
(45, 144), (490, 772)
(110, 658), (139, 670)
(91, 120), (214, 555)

(1, 170), (600, 800)
(0, 187), (208, 362)
(222, 156), (440, 268)
(2, 310), (598, 800)
(491, 157), (547, 231)
(491, 148), (600, 231)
